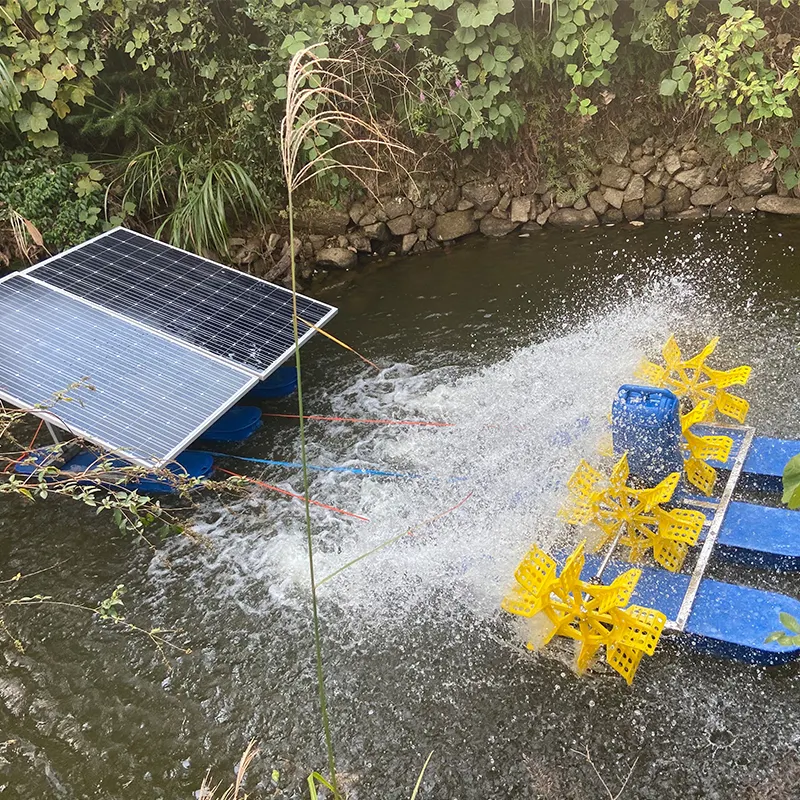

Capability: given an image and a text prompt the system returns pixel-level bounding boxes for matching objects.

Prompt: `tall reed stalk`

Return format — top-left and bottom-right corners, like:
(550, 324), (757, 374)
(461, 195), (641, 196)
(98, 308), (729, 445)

(279, 44), (409, 796)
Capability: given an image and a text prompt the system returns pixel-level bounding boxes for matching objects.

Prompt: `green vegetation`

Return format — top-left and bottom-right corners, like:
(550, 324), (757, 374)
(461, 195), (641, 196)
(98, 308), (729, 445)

(2, 0), (800, 254)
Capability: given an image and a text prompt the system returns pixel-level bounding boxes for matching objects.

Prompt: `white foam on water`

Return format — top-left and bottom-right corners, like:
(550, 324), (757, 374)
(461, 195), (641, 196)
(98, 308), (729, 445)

(154, 273), (710, 632)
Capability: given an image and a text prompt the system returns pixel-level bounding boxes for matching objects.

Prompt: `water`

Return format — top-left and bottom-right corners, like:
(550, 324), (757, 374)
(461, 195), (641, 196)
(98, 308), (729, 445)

(3, 217), (800, 798)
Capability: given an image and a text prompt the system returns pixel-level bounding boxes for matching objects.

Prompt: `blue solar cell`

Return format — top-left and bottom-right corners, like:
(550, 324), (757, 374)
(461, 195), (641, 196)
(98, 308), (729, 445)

(0, 275), (256, 466)
(28, 228), (338, 375)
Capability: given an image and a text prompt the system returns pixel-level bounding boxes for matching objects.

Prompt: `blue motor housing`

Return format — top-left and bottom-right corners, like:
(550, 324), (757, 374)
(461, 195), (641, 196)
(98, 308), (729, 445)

(612, 384), (683, 485)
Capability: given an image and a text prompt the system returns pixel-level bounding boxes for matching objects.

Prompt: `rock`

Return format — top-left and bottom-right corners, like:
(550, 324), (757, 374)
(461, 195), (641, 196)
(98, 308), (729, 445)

(472, 209), (487, 220)
(400, 233), (418, 253)
(519, 221), (542, 233)
(588, 190), (609, 215)
(624, 174), (646, 202)
(295, 206), (350, 236)
(710, 199), (730, 218)
(497, 191), (512, 213)
(642, 137), (655, 156)
(412, 208), (436, 229)
(631, 145), (643, 161)
(479, 216), (520, 237)
(664, 184), (692, 215)
(362, 221), (391, 241)
(379, 196), (413, 219)
(663, 151), (682, 175)
(359, 213), (377, 227)
(349, 233), (372, 253)
(602, 134), (629, 166)
(731, 195), (757, 213)
(673, 207), (709, 220)
(549, 207), (599, 228)
(510, 196), (532, 223)
(602, 187), (625, 209)
(267, 232), (281, 251)
(315, 247), (356, 269)
(622, 199), (645, 221)
(601, 208), (625, 224)
(387, 214), (415, 236)
(462, 180), (501, 211)
(644, 205), (664, 220)
(681, 149), (702, 166)
(631, 156), (657, 175)
(349, 202), (367, 226)
(674, 167), (709, 191)
(644, 182), (664, 208)
(536, 207), (553, 226)
(690, 185), (728, 206)
(574, 197), (588, 210)
(417, 227), (428, 242)
(432, 183), (460, 214)
(778, 181), (790, 197)
(430, 210), (479, 241)
(456, 198), (474, 211)
(307, 234), (327, 252)
(737, 163), (775, 195)
(600, 165), (633, 190)
(756, 195), (800, 215)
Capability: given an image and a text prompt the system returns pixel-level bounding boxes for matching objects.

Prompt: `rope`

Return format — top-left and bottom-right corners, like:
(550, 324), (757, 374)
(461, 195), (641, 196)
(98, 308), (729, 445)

(201, 450), (422, 480)
(216, 467), (370, 522)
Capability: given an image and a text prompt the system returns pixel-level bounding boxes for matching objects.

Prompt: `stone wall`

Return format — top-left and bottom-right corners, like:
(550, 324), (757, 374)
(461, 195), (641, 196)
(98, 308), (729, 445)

(229, 133), (800, 281)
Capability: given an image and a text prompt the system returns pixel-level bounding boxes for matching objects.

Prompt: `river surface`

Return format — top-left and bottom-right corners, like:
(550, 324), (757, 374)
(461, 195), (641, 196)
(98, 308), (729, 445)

(2, 217), (800, 799)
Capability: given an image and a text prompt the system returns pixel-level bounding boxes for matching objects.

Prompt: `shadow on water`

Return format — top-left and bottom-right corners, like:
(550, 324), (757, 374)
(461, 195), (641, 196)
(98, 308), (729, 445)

(3, 216), (800, 798)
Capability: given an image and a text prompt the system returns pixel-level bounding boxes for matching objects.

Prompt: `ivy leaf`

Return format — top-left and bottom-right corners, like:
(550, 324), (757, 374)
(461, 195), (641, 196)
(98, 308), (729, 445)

(454, 26), (476, 44)
(792, 130), (800, 148)
(552, 41), (566, 58)
(457, 2), (479, 28)
(428, 0), (454, 7)
(494, 44), (512, 62)
(660, 77), (678, 96)
(782, 453), (800, 509)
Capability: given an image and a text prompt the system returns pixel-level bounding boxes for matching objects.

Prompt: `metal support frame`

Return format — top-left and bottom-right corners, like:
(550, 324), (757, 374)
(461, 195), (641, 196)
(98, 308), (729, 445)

(667, 423), (755, 631)
(590, 422), (754, 631)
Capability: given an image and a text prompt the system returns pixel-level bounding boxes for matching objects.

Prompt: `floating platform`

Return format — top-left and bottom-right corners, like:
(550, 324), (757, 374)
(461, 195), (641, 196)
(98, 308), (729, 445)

(582, 554), (800, 666)
(197, 406), (262, 442)
(695, 424), (800, 493)
(15, 446), (214, 494)
(246, 366), (298, 400)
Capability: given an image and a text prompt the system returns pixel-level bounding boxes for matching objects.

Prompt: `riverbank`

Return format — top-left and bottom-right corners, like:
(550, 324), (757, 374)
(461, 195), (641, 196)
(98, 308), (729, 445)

(236, 130), (800, 283)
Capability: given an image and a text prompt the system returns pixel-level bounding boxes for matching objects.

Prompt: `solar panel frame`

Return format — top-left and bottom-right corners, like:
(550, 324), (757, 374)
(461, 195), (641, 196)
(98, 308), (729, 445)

(0, 274), (260, 467)
(15, 227), (339, 378)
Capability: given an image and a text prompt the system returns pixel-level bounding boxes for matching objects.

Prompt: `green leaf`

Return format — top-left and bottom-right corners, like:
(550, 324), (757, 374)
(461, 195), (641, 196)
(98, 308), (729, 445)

(660, 77), (678, 96)
(778, 145), (791, 160)
(429, 0), (454, 7)
(494, 44), (512, 62)
(779, 612), (800, 635)
(552, 41), (566, 58)
(457, 2), (479, 27)
(792, 130), (800, 148)
(782, 453), (800, 509)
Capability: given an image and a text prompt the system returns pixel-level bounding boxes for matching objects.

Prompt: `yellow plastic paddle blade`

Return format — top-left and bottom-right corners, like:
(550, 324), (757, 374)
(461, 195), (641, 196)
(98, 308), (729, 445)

(652, 537), (689, 572)
(653, 507), (705, 546)
(638, 471), (680, 510)
(502, 545), (557, 617)
(684, 457), (717, 496)
(559, 540), (586, 592)
(520, 611), (557, 652)
(705, 364), (751, 389)
(609, 453), (630, 489)
(682, 336), (719, 369)
(716, 390), (750, 424)
(560, 461), (605, 524)
(595, 567), (641, 614)
(680, 399), (712, 433)
(684, 431), (733, 463)
(634, 359), (666, 386)
(575, 637), (603, 674)
(616, 604), (667, 656)
(606, 642), (645, 685)
(662, 334), (684, 369)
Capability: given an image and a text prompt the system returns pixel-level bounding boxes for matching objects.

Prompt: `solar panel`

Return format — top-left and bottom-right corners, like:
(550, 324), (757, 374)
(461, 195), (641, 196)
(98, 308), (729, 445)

(0, 275), (257, 467)
(26, 227), (337, 376)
